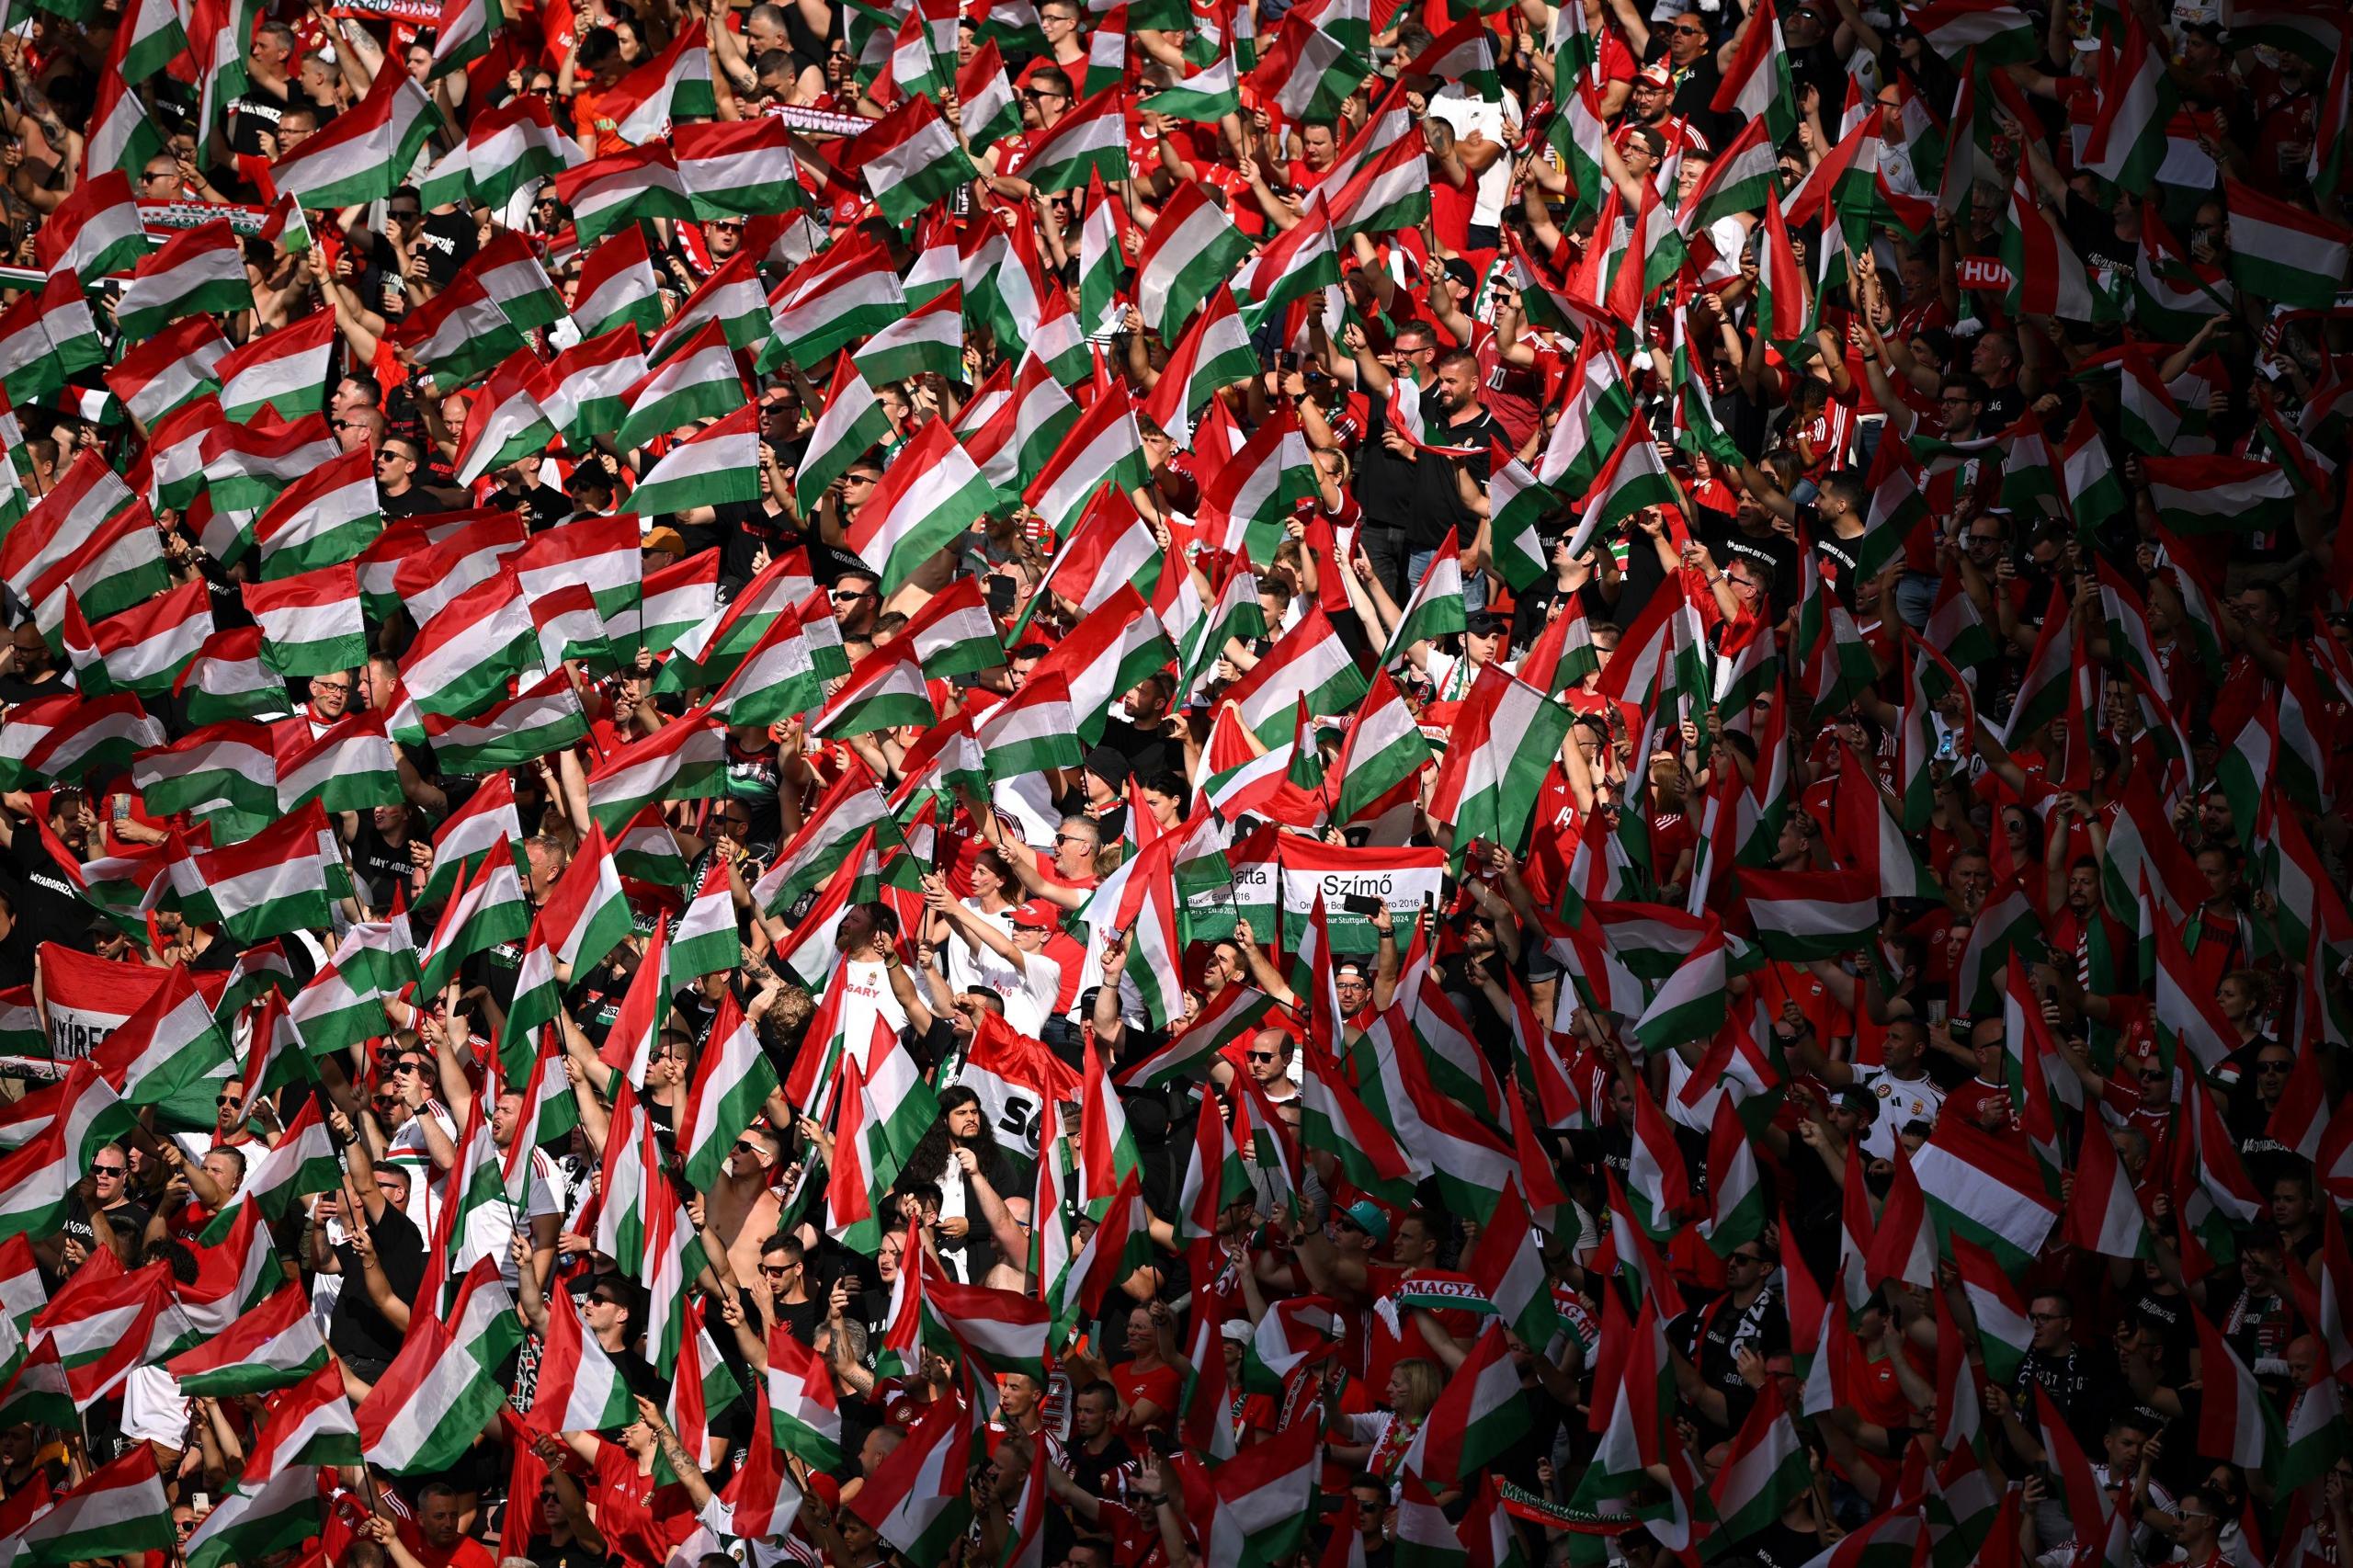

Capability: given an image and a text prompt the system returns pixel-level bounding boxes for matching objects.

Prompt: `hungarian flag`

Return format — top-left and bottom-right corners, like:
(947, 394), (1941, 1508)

(628, 403), (762, 517)
(767, 1324), (847, 1468)
(1707, 1395), (1813, 1545)
(853, 286), (965, 387)
(527, 1275), (638, 1434)
(679, 990), (780, 1191)
(0, 688), (164, 792)
(415, 844), (531, 999)
(1020, 86), (1131, 192)
(2064, 1117), (2153, 1260)
(1140, 284), (1257, 448)
(1408, 1321), (1528, 1482)
(102, 217), (247, 342)
(1427, 663), (1574, 855)
(1206, 1419), (1319, 1565)
(252, 447), (381, 581)
(2140, 452), (2296, 536)
(574, 230), (665, 344)
(1733, 866), (1879, 961)
(1025, 381), (1148, 535)
(845, 94), (976, 223)
(553, 142), (693, 244)
(464, 87), (574, 209)
(15, 1449), (174, 1564)
(63, 581), (211, 701)
(2224, 176), (2352, 310)
(767, 227), (906, 365)
(846, 418), (996, 596)
(1330, 668), (1433, 826)
(354, 1258), (526, 1474)
(676, 114), (807, 218)
(2002, 175), (2102, 321)
(104, 314), (230, 426)
(848, 1391), (974, 1561)
(795, 356), (891, 515)
(0, 270), (103, 405)
(183, 1465), (324, 1568)
(40, 171), (161, 292)
(543, 327), (645, 464)
(269, 67), (441, 208)
(232, 1358), (362, 1477)
(1136, 178), (1251, 335)
(1910, 1114), (2059, 1270)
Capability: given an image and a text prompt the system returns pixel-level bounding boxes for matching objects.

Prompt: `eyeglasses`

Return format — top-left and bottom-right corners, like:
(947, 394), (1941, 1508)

(218, 1095), (243, 1108)
(313, 681), (351, 694)
(1671, 22), (1708, 34)
(2028, 1310), (2068, 1323)
(588, 1294), (623, 1309)
(2258, 1061), (2294, 1074)
(93, 1165), (126, 1176)
(761, 1261), (800, 1276)
(2137, 1067), (2166, 1082)
(1729, 1252), (1767, 1266)
(831, 586), (873, 602)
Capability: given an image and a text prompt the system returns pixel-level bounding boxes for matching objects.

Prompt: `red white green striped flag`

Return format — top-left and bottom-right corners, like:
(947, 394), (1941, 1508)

(162, 1281), (329, 1397)
(767, 227), (906, 365)
(845, 94), (977, 223)
(62, 581), (211, 700)
(844, 417), (996, 596)
(1136, 178), (1251, 336)
(1020, 85), (1131, 192)
(848, 1388), (974, 1560)
(0, 691), (165, 790)
(353, 1257), (526, 1474)
(1138, 283), (1257, 449)
(812, 640), (936, 740)
(268, 68), (442, 209)
(16, 1448), (174, 1564)
(676, 115), (808, 218)
(1733, 866), (1879, 961)
(2224, 176), (2352, 309)
(796, 356), (892, 515)
(679, 990), (781, 1191)
(544, 324), (649, 447)
(852, 286), (966, 386)
(1427, 662), (1574, 854)
(629, 403), (764, 515)
(245, 562), (366, 677)
(416, 843), (531, 999)
(112, 216), (251, 340)
(615, 318), (746, 451)
(586, 704), (729, 829)
(2140, 452), (2296, 536)
(526, 1275), (638, 1434)
(573, 229), (665, 344)
(554, 143), (695, 244)
(253, 447), (381, 580)
(103, 314), (229, 427)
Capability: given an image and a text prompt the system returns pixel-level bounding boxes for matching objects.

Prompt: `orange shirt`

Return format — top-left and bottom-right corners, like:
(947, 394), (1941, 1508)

(572, 88), (630, 157)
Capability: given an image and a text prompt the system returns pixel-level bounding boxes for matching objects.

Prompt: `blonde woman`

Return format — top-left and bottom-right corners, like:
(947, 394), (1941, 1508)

(1328, 1358), (1444, 1480)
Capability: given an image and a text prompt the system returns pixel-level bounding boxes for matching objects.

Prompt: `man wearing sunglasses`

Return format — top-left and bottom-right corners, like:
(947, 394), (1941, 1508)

(56, 1141), (151, 1271)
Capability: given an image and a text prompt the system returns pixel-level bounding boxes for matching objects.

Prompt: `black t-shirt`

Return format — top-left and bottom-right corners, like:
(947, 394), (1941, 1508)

(709, 501), (796, 594)
(227, 79), (290, 157)
(0, 830), (97, 955)
(329, 1199), (428, 1371)
(0, 671), (68, 709)
(495, 482), (575, 533)
(1740, 1519), (1828, 1568)
(381, 483), (451, 519)
(1067, 1434), (1136, 1499)
(522, 1537), (619, 1568)
(1360, 385), (1501, 551)
(346, 816), (415, 915)
(60, 1196), (152, 1267)
(412, 210), (480, 289)
(1699, 517), (1801, 611)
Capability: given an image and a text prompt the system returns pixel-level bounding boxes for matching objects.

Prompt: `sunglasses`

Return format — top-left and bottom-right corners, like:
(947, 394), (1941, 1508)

(218, 1095), (243, 1108)
(94, 1165), (126, 1176)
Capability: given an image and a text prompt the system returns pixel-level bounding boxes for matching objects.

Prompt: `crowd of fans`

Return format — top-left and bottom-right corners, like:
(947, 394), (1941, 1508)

(0, 0), (2347, 1563)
